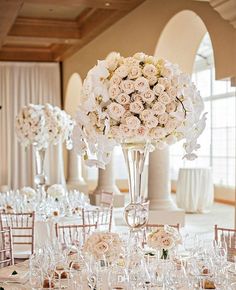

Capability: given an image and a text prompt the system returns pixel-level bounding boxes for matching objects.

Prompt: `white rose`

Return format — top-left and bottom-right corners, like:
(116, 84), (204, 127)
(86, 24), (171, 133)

(140, 109), (154, 121)
(161, 66), (173, 78)
(119, 124), (133, 137)
(108, 103), (125, 120)
(160, 236), (175, 250)
(108, 85), (121, 99)
(47, 184), (65, 199)
(133, 52), (146, 61)
(110, 75), (122, 86)
(147, 76), (158, 86)
(134, 77), (150, 92)
(120, 80), (135, 94)
(130, 101), (144, 114)
(158, 77), (171, 89)
(131, 93), (142, 102)
(141, 90), (155, 104)
(20, 187), (36, 199)
(115, 65), (129, 78)
(136, 125), (148, 137)
(124, 57), (140, 67)
(166, 87), (177, 99)
(152, 102), (166, 115)
(117, 93), (130, 105)
(142, 63), (157, 77)
(153, 84), (165, 96)
(94, 241), (109, 256)
(165, 119), (179, 133)
(158, 113), (169, 125)
(126, 116), (141, 130)
(106, 52), (120, 71)
(109, 126), (121, 138)
(166, 102), (176, 113)
(150, 127), (166, 139)
(158, 92), (171, 104)
(145, 116), (159, 128)
(128, 65), (142, 79)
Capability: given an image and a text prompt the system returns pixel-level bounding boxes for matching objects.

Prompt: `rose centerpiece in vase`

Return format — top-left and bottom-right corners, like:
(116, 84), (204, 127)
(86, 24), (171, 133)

(75, 52), (206, 230)
(15, 104), (75, 200)
(147, 225), (182, 259)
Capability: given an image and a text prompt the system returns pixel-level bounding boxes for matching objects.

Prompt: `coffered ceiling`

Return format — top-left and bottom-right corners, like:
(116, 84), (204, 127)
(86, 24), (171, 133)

(0, 0), (144, 62)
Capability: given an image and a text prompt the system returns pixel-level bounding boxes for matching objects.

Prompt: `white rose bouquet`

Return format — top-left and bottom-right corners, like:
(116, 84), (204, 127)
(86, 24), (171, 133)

(47, 184), (65, 200)
(20, 186), (36, 199)
(15, 103), (75, 150)
(147, 225), (182, 259)
(83, 232), (123, 262)
(75, 52), (206, 168)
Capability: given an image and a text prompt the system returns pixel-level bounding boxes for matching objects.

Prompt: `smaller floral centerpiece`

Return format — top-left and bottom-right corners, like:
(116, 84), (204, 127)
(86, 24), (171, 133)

(47, 184), (65, 201)
(83, 232), (123, 262)
(147, 225), (182, 259)
(20, 186), (36, 199)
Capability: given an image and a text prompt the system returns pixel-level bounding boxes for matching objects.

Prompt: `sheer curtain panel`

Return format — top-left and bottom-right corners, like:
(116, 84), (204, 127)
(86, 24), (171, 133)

(0, 62), (66, 189)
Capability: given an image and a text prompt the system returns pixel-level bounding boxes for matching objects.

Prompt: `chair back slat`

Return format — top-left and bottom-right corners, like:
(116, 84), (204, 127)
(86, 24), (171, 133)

(0, 227), (14, 268)
(82, 207), (113, 232)
(0, 212), (35, 255)
(55, 223), (97, 246)
(215, 225), (236, 262)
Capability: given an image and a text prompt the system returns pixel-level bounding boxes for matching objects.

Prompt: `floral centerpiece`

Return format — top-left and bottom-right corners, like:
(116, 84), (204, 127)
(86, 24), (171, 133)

(20, 186), (36, 199)
(147, 225), (182, 259)
(47, 184), (65, 201)
(83, 232), (123, 262)
(75, 52), (206, 229)
(15, 104), (75, 197)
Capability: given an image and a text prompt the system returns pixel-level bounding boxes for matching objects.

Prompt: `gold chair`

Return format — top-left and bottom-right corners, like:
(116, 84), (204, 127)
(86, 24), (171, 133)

(82, 206), (113, 232)
(55, 223), (97, 246)
(214, 225), (236, 261)
(0, 212), (35, 259)
(0, 227), (14, 268)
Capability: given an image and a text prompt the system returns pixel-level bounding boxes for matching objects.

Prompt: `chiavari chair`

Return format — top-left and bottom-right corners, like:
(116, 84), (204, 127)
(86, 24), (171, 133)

(142, 223), (180, 247)
(214, 225), (236, 261)
(100, 191), (114, 207)
(55, 223), (97, 246)
(0, 227), (14, 268)
(82, 206), (113, 232)
(0, 212), (35, 259)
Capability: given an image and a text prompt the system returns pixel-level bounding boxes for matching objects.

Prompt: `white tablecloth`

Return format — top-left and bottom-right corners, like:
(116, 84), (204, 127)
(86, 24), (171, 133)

(176, 168), (214, 213)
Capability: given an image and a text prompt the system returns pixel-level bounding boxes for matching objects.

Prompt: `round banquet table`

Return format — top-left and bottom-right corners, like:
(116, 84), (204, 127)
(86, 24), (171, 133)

(176, 168), (214, 213)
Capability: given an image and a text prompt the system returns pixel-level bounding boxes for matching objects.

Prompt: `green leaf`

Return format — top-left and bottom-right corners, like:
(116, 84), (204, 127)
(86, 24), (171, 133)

(0, 287), (5, 290)
(11, 270), (18, 275)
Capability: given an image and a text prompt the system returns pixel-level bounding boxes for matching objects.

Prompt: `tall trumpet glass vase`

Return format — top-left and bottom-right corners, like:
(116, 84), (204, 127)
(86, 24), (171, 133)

(122, 142), (151, 231)
(33, 146), (47, 201)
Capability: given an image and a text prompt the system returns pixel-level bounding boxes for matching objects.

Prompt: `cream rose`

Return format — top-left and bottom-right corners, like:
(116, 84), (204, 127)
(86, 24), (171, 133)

(107, 102), (125, 120)
(128, 65), (142, 79)
(119, 124), (133, 137)
(130, 101), (144, 114)
(134, 77), (150, 92)
(94, 241), (109, 256)
(150, 127), (166, 139)
(166, 101), (176, 113)
(120, 80), (135, 94)
(141, 90), (155, 104)
(110, 75), (122, 86)
(158, 113), (169, 125)
(109, 85), (121, 99)
(145, 116), (158, 128)
(126, 116), (141, 130)
(105, 52), (120, 71)
(147, 76), (158, 86)
(152, 102), (166, 115)
(165, 119), (179, 133)
(158, 92), (171, 105)
(115, 65), (129, 78)
(117, 93), (130, 105)
(158, 77), (171, 89)
(131, 93), (142, 102)
(161, 66), (173, 78)
(153, 84), (165, 96)
(136, 125), (147, 137)
(140, 109), (154, 121)
(143, 63), (157, 77)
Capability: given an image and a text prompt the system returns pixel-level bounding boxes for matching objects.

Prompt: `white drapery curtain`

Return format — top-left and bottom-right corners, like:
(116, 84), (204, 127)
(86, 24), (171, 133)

(0, 62), (66, 189)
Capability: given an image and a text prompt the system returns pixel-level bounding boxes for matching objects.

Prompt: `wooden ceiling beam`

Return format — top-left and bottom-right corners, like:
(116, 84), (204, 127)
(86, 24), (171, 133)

(23, 0), (140, 11)
(0, 0), (23, 49)
(0, 45), (53, 61)
(9, 17), (80, 40)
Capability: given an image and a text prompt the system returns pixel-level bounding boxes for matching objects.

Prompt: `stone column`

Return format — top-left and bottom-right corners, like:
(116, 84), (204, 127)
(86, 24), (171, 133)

(67, 148), (88, 194)
(90, 153), (125, 207)
(148, 148), (185, 225)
